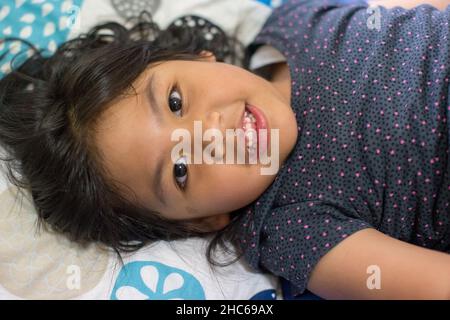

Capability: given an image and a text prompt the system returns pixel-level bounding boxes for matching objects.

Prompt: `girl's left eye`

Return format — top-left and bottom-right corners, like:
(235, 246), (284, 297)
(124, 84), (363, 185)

(174, 155), (188, 190)
(168, 87), (183, 117)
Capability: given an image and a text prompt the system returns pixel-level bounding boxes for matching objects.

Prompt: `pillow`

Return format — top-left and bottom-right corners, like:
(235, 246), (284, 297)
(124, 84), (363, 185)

(0, 0), (84, 77)
(0, 177), (281, 300)
(0, 0), (285, 300)
(0, 0), (284, 78)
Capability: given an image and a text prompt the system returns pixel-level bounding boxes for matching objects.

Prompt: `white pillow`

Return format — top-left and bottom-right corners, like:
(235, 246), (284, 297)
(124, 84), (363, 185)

(0, 182), (281, 300)
(71, 0), (274, 47)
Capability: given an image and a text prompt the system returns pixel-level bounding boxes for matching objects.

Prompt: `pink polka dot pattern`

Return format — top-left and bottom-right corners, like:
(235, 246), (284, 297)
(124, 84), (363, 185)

(235, 0), (450, 297)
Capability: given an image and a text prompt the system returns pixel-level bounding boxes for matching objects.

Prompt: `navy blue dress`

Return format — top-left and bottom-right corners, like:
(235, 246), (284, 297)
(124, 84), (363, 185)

(235, 0), (450, 297)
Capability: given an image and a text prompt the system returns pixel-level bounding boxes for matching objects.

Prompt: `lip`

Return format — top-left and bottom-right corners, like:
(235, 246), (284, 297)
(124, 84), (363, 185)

(245, 103), (269, 155)
(238, 105), (246, 131)
(246, 103), (268, 131)
(237, 103), (270, 157)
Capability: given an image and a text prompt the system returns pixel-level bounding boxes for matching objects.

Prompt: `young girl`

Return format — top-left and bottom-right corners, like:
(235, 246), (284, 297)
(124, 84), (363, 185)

(0, 0), (449, 299)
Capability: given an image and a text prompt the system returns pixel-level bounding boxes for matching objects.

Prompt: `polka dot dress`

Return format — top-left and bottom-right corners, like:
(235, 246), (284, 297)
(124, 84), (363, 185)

(235, 0), (450, 297)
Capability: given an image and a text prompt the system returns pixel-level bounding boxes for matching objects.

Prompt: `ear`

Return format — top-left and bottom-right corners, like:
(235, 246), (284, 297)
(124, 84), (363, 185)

(199, 50), (216, 62)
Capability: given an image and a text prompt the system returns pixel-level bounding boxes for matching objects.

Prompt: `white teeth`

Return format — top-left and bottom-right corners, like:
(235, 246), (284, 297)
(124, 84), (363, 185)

(245, 129), (257, 154)
(247, 136), (257, 155)
(246, 131), (253, 145)
(243, 116), (253, 125)
(244, 110), (256, 123)
(242, 115), (256, 130)
(242, 109), (258, 156)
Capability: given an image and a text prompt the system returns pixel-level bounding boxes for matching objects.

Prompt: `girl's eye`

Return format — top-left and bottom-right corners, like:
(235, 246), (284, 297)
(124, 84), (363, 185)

(173, 155), (188, 190)
(168, 87), (183, 117)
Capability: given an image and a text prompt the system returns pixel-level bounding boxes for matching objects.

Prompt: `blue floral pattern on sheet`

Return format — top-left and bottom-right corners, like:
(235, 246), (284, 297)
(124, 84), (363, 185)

(250, 289), (277, 300)
(254, 0), (286, 8)
(110, 261), (206, 300)
(0, 0), (83, 79)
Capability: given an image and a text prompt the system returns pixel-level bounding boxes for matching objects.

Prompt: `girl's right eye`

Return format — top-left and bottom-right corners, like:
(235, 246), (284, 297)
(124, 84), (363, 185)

(168, 86), (183, 117)
(173, 155), (188, 190)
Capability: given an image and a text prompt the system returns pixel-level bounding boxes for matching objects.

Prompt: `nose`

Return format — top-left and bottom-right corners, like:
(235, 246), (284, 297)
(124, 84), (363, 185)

(204, 110), (222, 131)
(202, 111), (224, 158)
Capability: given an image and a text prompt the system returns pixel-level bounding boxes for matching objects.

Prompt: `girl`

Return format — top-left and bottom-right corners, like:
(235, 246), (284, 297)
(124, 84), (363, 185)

(0, 0), (449, 299)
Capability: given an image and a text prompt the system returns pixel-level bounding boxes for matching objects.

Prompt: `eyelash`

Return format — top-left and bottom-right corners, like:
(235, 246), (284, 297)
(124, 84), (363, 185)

(174, 155), (188, 191)
(168, 85), (184, 117)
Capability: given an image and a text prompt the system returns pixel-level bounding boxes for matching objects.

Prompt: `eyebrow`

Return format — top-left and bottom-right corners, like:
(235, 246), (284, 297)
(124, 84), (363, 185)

(145, 73), (168, 207)
(146, 73), (162, 123)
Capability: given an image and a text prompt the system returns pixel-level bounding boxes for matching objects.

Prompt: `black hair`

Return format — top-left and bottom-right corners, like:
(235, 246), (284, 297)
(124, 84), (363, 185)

(0, 11), (253, 267)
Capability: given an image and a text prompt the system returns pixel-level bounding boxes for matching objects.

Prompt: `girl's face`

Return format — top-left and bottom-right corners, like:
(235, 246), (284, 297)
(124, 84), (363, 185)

(95, 52), (298, 231)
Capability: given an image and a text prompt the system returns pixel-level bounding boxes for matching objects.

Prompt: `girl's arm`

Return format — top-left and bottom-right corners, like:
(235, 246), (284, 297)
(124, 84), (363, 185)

(307, 229), (450, 299)
(368, 0), (450, 10)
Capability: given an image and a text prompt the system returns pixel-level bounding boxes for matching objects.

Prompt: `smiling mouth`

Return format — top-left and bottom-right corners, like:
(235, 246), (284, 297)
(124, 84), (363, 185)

(241, 106), (258, 155)
(232, 102), (271, 162)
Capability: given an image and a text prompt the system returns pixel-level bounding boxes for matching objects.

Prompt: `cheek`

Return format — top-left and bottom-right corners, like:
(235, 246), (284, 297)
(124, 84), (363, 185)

(194, 164), (274, 214)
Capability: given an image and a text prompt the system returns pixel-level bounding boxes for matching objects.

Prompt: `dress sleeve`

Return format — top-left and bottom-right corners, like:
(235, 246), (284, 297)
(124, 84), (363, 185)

(244, 201), (373, 297)
(253, 0), (450, 71)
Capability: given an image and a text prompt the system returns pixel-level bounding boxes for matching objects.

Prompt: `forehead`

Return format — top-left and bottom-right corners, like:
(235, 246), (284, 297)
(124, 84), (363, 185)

(93, 67), (156, 200)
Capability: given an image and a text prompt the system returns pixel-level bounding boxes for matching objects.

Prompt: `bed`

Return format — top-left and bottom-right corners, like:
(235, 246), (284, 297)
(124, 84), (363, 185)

(0, 0), (324, 300)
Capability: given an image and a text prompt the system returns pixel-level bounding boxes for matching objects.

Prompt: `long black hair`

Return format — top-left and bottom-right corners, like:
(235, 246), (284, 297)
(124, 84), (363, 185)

(0, 11), (253, 266)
